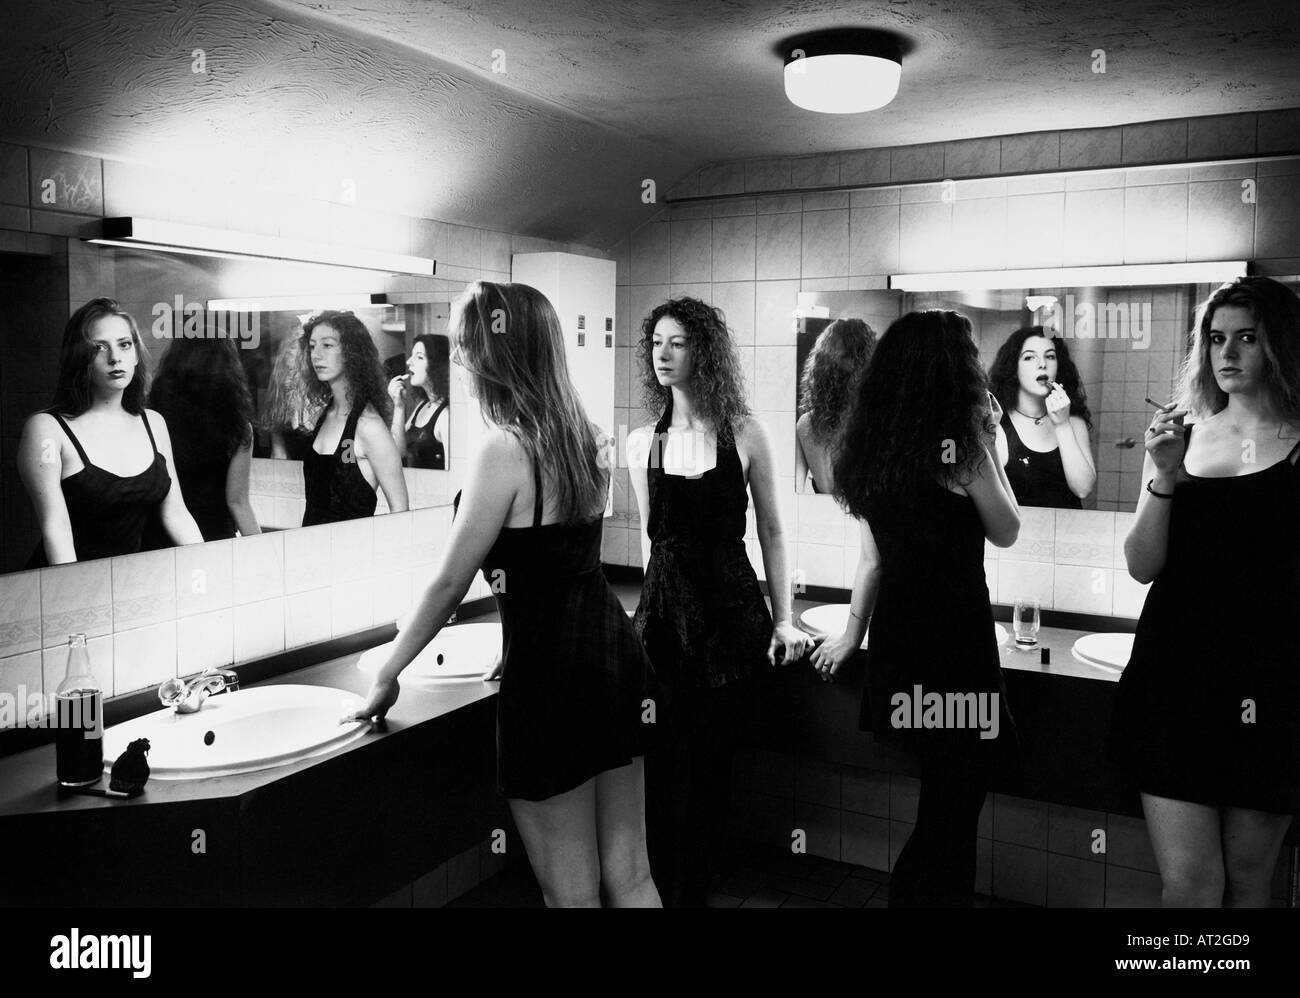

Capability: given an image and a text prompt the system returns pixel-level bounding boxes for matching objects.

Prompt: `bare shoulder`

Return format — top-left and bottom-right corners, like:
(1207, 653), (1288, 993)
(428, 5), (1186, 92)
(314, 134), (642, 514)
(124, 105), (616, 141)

(143, 408), (172, 438)
(735, 415), (771, 452)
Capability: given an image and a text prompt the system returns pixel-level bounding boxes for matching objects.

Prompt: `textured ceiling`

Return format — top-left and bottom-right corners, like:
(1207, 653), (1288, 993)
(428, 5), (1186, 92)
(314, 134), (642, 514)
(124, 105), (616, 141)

(2, 0), (1298, 248)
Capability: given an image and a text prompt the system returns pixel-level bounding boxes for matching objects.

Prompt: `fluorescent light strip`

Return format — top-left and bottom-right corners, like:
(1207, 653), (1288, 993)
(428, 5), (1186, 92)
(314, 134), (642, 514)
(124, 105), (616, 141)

(208, 295), (380, 311)
(890, 261), (1248, 292)
(87, 217), (435, 276)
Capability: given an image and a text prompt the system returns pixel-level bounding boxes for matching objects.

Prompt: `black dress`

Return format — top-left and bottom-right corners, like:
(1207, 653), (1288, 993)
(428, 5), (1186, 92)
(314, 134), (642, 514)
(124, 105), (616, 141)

(406, 397), (448, 470)
(453, 458), (657, 801)
(1111, 427), (1300, 814)
(860, 484), (1017, 764)
(302, 402), (378, 526)
(632, 401), (773, 690)
(1001, 413), (1082, 509)
(27, 411), (172, 568)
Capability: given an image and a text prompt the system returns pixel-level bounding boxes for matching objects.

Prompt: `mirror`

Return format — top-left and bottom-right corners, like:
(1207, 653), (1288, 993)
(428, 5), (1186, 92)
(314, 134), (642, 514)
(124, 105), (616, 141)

(792, 281), (1300, 514)
(0, 235), (454, 576)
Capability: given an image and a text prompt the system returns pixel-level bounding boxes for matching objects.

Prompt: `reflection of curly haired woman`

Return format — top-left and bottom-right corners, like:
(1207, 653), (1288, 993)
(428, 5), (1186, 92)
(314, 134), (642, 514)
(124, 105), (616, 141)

(988, 326), (1095, 507)
(294, 310), (407, 524)
(796, 318), (877, 493)
(628, 296), (810, 906)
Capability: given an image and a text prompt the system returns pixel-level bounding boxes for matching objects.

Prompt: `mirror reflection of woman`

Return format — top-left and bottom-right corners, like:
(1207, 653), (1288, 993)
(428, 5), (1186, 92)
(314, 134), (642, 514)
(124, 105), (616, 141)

(989, 327), (1095, 508)
(146, 337), (261, 541)
(796, 318), (877, 494)
(388, 334), (450, 470)
(18, 297), (203, 566)
(295, 310), (408, 525)
(349, 281), (660, 908)
(812, 310), (1021, 907)
(1114, 276), (1300, 907)
(628, 297), (811, 907)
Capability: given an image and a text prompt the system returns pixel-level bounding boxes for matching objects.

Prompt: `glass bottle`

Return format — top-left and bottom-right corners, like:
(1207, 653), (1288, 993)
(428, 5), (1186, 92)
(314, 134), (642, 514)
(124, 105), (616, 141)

(55, 634), (103, 787)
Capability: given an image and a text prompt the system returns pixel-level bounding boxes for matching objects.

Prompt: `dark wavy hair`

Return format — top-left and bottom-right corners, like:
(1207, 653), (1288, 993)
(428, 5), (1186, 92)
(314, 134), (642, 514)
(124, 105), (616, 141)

(1179, 276), (1300, 422)
(297, 310), (392, 424)
(638, 297), (751, 438)
(148, 338), (254, 460)
(988, 326), (1093, 431)
(50, 297), (150, 417)
(411, 333), (451, 405)
(453, 281), (606, 522)
(832, 310), (990, 515)
(799, 318), (877, 442)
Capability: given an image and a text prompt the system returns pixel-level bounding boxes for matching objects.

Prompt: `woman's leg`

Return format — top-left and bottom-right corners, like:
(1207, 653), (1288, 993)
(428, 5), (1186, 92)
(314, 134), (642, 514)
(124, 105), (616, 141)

(594, 758), (662, 908)
(1140, 793), (1223, 907)
(1221, 807), (1293, 908)
(888, 750), (988, 907)
(508, 779), (602, 908)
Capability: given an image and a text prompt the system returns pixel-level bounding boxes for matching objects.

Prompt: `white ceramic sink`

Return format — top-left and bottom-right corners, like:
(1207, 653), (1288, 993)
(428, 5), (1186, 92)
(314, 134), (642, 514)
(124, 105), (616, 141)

(1071, 632), (1135, 672)
(358, 621), (502, 687)
(798, 604), (1008, 649)
(102, 685), (369, 781)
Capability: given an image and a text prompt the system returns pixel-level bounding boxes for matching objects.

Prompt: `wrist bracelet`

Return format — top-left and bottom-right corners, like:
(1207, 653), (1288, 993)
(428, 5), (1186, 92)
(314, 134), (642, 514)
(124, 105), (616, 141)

(1146, 478), (1174, 499)
(849, 608), (867, 623)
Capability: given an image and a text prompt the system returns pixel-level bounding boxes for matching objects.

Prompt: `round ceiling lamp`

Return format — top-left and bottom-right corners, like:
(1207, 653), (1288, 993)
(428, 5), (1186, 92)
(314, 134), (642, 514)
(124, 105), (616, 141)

(779, 28), (909, 114)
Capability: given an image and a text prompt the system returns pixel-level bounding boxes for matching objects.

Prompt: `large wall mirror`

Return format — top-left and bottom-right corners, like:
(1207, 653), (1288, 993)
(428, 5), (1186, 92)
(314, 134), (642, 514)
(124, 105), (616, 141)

(0, 235), (453, 575)
(794, 279), (1299, 514)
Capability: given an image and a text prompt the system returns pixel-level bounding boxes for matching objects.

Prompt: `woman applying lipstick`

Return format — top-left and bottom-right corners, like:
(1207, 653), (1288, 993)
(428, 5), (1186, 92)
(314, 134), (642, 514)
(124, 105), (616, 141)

(1113, 276), (1300, 908)
(628, 296), (811, 906)
(388, 334), (451, 470)
(988, 326), (1095, 507)
(18, 298), (203, 565)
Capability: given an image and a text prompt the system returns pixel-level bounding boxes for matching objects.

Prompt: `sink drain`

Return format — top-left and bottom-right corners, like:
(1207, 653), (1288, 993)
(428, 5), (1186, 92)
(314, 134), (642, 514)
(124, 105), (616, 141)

(204, 731), (215, 746)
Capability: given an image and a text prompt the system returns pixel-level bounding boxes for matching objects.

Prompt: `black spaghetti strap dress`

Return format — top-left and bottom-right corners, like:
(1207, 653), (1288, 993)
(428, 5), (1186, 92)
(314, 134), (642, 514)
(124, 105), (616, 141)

(453, 457), (657, 801)
(406, 397), (448, 470)
(1111, 426), (1300, 814)
(302, 402), (378, 526)
(1001, 413), (1082, 509)
(27, 411), (172, 567)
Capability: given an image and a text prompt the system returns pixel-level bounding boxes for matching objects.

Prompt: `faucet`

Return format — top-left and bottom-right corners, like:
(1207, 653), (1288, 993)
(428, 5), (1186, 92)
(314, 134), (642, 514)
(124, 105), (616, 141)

(158, 668), (241, 713)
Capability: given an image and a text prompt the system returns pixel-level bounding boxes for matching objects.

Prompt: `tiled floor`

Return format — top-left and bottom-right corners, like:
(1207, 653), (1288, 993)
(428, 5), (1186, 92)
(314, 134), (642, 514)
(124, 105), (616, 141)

(448, 836), (1033, 908)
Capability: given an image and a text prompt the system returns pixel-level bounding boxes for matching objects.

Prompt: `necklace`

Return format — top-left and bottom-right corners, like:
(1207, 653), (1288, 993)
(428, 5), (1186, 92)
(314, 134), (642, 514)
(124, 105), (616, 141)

(1014, 408), (1046, 426)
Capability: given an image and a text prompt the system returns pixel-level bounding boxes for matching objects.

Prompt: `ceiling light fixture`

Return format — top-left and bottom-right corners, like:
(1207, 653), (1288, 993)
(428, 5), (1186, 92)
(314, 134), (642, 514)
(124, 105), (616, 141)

(779, 28), (909, 114)
(890, 261), (1250, 292)
(86, 218), (436, 276)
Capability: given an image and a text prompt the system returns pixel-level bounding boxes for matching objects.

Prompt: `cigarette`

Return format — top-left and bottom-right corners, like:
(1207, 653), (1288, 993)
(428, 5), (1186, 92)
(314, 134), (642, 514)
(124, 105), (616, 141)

(1144, 397), (1171, 410)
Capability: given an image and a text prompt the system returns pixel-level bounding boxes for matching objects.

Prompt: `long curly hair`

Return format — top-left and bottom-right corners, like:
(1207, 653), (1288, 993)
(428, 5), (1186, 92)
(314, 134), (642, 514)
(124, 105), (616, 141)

(832, 309), (990, 515)
(799, 317), (877, 442)
(410, 332), (451, 406)
(297, 310), (393, 424)
(988, 326), (1093, 431)
(148, 338), (254, 460)
(50, 297), (150, 417)
(453, 281), (606, 522)
(1178, 276), (1300, 422)
(638, 297), (750, 438)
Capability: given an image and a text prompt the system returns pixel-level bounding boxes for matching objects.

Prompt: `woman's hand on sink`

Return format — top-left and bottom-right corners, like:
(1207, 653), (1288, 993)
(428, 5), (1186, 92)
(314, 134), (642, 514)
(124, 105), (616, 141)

(344, 676), (401, 725)
(809, 631), (856, 682)
(482, 651), (502, 682)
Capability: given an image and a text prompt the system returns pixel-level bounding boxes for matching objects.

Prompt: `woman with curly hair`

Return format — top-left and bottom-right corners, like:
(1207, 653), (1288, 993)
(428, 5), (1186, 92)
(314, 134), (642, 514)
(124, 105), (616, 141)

(296, 310), (408, 524)
(628, 296), (812, 907)
(350, 281), (659, 907)
(1113, 276), (1300, 907)
(988, 326), (1095, 507)
(388, 333), (451, 470)
(147, 337), (261, 540)
(796, 317), (877, 494)
(811, 309), (1020, 907)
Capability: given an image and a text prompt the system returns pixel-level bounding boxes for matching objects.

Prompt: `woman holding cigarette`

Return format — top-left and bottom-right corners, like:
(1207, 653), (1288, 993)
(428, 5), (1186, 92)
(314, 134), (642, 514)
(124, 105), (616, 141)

(1113, 276), (1300, 907)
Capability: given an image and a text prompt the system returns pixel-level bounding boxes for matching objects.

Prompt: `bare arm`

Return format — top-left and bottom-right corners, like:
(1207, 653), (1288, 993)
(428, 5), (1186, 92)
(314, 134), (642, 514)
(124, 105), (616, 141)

(387, 378), (409, 458)
(224, 427), (262, 537)
(794, 416), (811, 492)
(356, 414), (409, 513)
(810, 517), (882, 678)
(1056, 416), (1097, 499)
(1123, 407), (1186, 583)
(745, 418), (794, 626)
(18, 414), (77, 564)
(626, 425), (653, 572)
(964, 444), (1021, 547)
(147, 411), (204, 546)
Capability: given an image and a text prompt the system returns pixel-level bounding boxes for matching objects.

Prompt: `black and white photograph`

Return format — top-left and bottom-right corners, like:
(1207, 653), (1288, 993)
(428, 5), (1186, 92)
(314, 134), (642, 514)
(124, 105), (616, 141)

(0, 0), (1297, 980)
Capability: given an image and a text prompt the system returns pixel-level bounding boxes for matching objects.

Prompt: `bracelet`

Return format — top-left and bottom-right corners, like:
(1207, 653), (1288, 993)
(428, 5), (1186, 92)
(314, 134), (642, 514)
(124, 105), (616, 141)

(1145, 478), (1174, 499)
(849, 608), (868, 623)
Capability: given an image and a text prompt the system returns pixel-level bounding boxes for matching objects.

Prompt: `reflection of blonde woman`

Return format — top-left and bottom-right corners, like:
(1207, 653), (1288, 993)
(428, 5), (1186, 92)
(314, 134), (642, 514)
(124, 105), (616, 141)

(350, 282), (660, 908)
(796, 318), (876, 494)
(19, 298), (202, 565)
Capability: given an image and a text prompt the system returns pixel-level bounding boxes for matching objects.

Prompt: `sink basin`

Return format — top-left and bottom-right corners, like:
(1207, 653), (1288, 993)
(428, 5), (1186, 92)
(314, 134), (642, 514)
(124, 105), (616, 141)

(798, 604), (1007, 648)
(1071, 632), (1135, 672)
(358, 622), (502, 687)
(102, 685), (369, 781)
